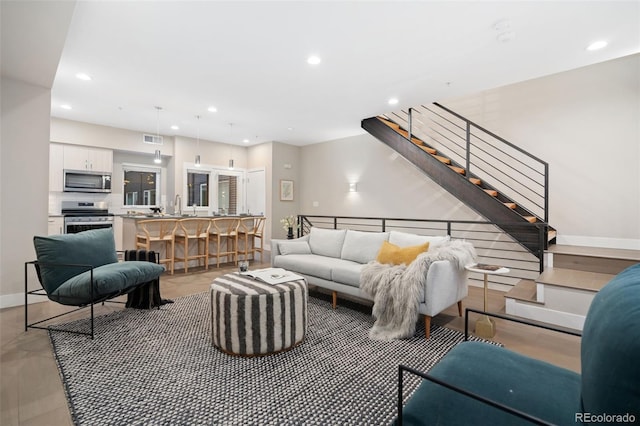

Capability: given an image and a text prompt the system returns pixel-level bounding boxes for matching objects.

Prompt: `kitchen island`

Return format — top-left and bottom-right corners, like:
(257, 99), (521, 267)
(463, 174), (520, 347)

(121, 215), (265, 272)
(121, 214), (261, 249)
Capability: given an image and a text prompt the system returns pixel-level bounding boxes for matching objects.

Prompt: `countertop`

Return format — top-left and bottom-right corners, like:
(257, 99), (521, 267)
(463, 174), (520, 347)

(120, 214), (263, 220)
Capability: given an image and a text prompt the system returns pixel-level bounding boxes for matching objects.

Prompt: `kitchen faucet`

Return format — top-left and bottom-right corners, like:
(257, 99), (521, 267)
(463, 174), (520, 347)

(174, 194), (182, 216)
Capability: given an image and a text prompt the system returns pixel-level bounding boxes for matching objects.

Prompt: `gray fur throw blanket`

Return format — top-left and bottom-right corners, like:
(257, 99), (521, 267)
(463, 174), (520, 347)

(360, 240), (476, 340)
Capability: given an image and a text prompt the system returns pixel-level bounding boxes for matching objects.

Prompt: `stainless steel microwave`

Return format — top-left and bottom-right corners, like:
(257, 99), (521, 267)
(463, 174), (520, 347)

(63, 170), (112, 193)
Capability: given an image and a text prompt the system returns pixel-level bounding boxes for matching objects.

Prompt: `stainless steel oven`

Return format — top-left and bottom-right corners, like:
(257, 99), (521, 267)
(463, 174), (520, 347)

(62, 201), (114, 234)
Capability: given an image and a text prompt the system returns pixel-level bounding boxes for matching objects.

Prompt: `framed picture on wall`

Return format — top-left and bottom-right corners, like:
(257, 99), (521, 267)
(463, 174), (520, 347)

(280, 180), (294, 201)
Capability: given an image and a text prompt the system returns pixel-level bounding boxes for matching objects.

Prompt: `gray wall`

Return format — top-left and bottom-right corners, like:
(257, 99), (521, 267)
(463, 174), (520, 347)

(441, 54), (639, 249)
(297, 55), (639, 250)
(299, 133), (480, 221)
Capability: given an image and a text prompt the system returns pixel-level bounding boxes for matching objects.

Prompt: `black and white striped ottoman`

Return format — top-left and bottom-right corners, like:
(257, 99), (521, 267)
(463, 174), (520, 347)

(210, 273), (308, 356)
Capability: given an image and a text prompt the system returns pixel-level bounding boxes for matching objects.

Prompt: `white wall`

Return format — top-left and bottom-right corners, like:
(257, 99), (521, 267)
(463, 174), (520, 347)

(441, 54), (640, 249)
(51, 117), (175, 157)
(1, 77), (51, 306)
(271, 142), (301, 240)
(248, 143), (273, 244)
(299, 133), (480, 221)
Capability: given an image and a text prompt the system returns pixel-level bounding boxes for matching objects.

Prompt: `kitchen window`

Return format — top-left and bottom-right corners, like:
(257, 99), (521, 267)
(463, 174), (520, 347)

(187, 170), (210, 207)
(183, 166), (244, 214)
(123, 166), (161, 207)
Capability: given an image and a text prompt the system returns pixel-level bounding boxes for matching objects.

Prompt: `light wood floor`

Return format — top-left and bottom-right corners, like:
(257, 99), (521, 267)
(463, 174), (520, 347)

(1, 262), (581, 425)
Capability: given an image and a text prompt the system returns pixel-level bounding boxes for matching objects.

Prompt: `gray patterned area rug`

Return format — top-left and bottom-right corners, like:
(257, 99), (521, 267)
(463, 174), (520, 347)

(50, 292), (493, 425)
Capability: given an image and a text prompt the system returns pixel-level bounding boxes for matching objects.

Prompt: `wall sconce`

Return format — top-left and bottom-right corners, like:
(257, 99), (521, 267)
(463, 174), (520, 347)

(154, 149), (162, 164)
(349, 182), (358, 192)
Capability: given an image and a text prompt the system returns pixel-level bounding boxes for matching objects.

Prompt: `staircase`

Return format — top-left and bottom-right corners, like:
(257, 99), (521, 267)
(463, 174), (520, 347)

(505, 246), (640, 330)
(361, 103), (555, 260)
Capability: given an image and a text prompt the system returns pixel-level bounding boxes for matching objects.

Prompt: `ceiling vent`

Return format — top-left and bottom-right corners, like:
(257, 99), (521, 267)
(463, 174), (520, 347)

(143, 134), (163, 145)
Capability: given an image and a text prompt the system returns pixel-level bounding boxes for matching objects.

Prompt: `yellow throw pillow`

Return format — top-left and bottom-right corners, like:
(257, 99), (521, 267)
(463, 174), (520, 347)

(375, 241), (429, 265)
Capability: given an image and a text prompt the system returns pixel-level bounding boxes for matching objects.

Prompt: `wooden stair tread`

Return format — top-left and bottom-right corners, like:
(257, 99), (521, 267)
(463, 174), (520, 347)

(418, 145), (436, 154)
(449, 166), (465, 175)
(504, 202), (517, 209)
(537, 268), (614, 292)
(377, 116), (400, 129)
(505, 279), (542, 304)
(523, 216), (537, 223)
(484, 189), (498, 197)
(432, 154), (451, 165)
(469, 178), (482, 185)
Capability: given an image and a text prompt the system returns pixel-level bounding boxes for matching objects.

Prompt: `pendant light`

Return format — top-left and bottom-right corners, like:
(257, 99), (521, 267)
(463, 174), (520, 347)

(228, 123), (234, 170)
(195, 115), (201, 167)
(153, 106), (162, 164)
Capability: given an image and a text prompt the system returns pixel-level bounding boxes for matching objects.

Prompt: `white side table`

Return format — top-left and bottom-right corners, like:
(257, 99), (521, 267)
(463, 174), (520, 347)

(465, 264), (510, 338)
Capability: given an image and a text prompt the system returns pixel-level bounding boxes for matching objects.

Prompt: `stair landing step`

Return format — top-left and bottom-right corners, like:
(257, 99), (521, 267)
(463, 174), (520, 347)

(505, 279), (543, 304)
(549, 245), (640, 262)
(537, 268), (615, 292)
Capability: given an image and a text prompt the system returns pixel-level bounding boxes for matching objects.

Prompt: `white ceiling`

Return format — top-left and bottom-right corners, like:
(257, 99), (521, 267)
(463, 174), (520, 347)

(6, 1), (640, 146)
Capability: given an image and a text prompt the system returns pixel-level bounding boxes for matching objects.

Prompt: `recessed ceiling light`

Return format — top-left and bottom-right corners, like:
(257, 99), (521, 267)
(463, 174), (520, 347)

(60, 104), (72, 110)
(171, 125), (179, 130)
(75, 72), (91, 81)
(307, 55), (321, 65)
(587, 40), (607, 51)
(243, 139), (249, 143)
(207, 106), (217, 113)
(287, 127), (294, 131)
(388, 98), (399, 105)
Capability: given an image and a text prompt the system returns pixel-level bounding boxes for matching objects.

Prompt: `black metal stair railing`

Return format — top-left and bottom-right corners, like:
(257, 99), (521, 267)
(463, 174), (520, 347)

(386, 103), (549, 223)
(297, 214), (546, 279)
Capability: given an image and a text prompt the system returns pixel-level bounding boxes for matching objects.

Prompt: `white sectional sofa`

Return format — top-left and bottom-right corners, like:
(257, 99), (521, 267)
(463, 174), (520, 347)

(271, 227), (469, 338)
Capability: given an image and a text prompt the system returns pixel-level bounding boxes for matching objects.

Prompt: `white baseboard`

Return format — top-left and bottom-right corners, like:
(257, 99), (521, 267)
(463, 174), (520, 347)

(0, 292), (46, 309)
(556, 235), (640, 250)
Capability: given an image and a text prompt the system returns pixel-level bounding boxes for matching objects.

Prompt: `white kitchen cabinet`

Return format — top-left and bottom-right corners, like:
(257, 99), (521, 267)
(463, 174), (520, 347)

(48, 217), (64, 235)
(63, 145), (113, 173)
(49, 143), (64, 192)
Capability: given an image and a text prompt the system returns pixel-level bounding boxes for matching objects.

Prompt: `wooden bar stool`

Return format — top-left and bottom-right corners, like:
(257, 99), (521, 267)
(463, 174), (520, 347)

(174, 218), (211, 273)
(236, 216), (266, 262)
(208, 218), (239, 267)
(135, 219), (178, 275)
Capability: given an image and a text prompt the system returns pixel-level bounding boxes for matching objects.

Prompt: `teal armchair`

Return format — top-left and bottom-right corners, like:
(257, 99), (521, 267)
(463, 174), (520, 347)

(398, 263), (640, 425)
(25, 228), (165, 338)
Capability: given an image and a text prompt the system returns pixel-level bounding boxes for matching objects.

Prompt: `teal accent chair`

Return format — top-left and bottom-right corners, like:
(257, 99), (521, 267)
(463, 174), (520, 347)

(398, 263), (640, 425)
(26, 228), (165, 338)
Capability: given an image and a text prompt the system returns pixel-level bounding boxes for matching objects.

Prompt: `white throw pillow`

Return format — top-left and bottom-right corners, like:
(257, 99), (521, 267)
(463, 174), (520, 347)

(278, 241), (312, 256)
(307, 227), (347, 258)
(388, 231), (450, 248)
(340, 230), (389, 264)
